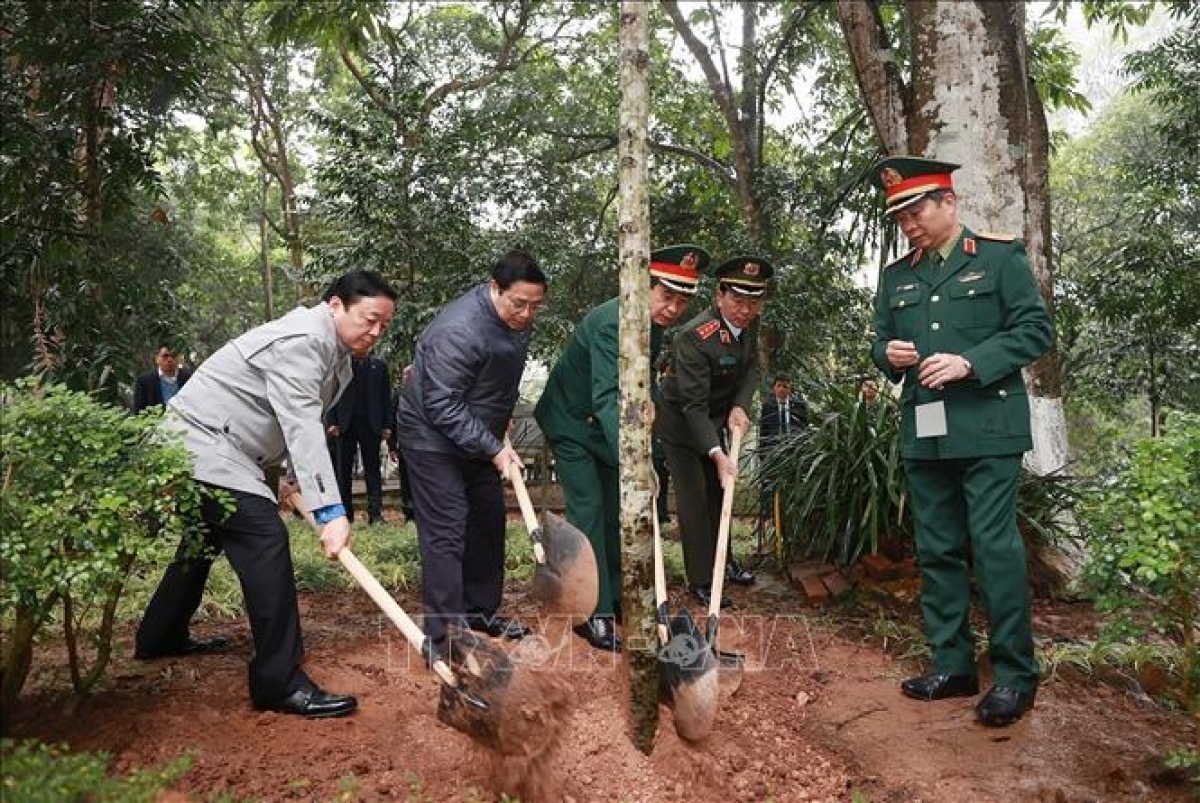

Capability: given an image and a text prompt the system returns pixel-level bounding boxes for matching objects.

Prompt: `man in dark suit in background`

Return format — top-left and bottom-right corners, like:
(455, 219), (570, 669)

(326, 353), (392, 524)
(758, 373), (807, 537)
(132, 345), (192, 413)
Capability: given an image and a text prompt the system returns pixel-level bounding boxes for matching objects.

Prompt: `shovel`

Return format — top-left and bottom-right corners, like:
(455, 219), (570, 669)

(652, 493), (719, 741)
(287, 492), (568, 757)
(505, 447), (599, 627)
(706, 428), (746, 695)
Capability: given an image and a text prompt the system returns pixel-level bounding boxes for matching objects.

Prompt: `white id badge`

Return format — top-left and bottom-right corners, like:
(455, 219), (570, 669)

(915, 401), (948, 438)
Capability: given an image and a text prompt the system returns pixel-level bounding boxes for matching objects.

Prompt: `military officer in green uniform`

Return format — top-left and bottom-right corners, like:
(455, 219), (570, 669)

(534, 245), (708, 651)
(655, 255), (773, 608)
(869, 156), (1054, 727)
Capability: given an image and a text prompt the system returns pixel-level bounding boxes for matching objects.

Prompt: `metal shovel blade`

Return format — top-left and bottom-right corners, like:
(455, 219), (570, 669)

(705, 613), (745, 696)
(657, 605), (719, 741)
(530, 512), (599, 626)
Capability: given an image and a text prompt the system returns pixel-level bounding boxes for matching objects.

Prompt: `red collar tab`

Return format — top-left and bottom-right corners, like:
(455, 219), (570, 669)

(964, 237), (977, 256)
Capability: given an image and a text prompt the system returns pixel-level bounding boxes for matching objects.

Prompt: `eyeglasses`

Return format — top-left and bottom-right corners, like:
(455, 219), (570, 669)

(499, 292), (545, 315)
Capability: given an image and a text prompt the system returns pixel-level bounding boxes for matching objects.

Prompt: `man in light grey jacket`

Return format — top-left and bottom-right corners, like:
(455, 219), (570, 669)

(397, 249), (545, 652)
(135, 270), (397, 718)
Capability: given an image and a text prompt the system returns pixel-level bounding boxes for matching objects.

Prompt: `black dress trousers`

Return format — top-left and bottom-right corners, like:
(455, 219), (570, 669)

(403, 449), (506, 642)
(136, 487), (309, 705)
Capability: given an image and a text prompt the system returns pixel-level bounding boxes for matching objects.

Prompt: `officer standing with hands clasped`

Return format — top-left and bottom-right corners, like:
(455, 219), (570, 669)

(655, 255), (773, 608)
(534, 245), (707, 651)
(869, 156), (1054, 727)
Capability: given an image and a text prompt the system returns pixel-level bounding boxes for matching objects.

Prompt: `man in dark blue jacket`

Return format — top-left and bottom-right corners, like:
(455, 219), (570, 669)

(397, 249), (546, 650)
(326, 354), (391, 524)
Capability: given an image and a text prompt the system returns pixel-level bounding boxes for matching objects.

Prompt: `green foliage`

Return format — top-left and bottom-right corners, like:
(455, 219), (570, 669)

(0, 379), (206, 703)
(755, 381), (907, 566)
(0, 739), (192, 803)
(1080, 413), (1199, 659)
(0, 0), (208, 399)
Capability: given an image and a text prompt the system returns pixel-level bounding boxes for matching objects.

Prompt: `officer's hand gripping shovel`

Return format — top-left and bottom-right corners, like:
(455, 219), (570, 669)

(653, 493), (719, 741)
(707, 428), (747, 696)
(288, 492), (569, 757)
(505, 446), (599, 627)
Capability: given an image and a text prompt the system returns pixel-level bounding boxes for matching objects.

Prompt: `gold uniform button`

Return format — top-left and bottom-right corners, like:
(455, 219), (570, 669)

(898, 300), (906, 308)
(931, 322), (940, 331)
(968, 289), (977, 297)
(931, 295), (940, 302)
(999, 389), (1008, 399)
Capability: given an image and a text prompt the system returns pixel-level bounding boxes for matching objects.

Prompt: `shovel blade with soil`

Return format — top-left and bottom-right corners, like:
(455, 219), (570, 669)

(287, 492), (569, 757)
(507, 459), (598, 626)
(652, 495), (719, 741)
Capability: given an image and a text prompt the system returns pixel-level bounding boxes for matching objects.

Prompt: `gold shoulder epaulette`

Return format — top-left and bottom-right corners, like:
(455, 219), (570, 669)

(694, 319), (721, 340)
(975, 232), (1016, 242)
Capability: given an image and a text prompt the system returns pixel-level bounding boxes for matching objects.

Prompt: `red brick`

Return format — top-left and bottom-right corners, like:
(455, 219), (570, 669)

(821, 570), (853, 598)
(799, 574), (830, 605)
(861, 553), (899, 581)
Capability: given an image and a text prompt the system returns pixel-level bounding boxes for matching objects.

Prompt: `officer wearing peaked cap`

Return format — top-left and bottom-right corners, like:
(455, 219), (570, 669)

(868, 155), (1054, 727)
(534, 245), (708, 651)
(655, 255), (773, 608)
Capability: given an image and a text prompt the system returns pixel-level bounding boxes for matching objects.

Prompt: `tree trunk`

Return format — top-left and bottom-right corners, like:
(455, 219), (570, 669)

(617, 0), (658, 756)
(259, 170), (274, 321)
(839, 0), (1070, 474)
(0, 601), (48, 717)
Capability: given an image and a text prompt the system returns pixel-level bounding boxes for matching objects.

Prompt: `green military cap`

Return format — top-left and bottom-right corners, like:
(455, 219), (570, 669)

(870, 156), (960, 215)
(714, 255), (773, 296)
(650, 244), (711, 295)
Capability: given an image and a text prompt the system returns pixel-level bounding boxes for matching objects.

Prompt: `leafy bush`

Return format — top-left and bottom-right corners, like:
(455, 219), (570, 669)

(1080, 411), (1199, 750)
(0, 380), (206, 708)
(754, 381), (907, 565)
(0, 739), (192, 803)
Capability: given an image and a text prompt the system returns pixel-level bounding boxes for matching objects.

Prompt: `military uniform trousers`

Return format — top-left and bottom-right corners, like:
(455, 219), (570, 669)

(545, 430), (620, 617)
(662, 440), (724, 587)
(404, 449), (506, 642)
(905, 454), (1038, 693)
(136, 486), (309, 705)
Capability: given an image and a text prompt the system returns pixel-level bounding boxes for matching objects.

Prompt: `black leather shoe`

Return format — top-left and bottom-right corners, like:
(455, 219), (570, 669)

(900, 672), (979, 701)
(259, 686), (357, 718)
(573, 616), (622, 652)
(975, 685), (1036, 727)
(135, 635), (229, 660)
(688, 585), (732, 610)
(725, 556), (755, 586)
(465, 614), (531, 640)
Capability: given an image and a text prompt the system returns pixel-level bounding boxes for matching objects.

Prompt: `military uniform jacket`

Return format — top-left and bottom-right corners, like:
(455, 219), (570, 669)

(166, 302), (352, 507)
(656, 307), (760, 456)
(534, 297), (620, 467)
(870, 228), (1054, 460)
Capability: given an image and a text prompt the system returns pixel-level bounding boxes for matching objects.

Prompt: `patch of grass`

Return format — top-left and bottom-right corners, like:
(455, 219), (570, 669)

(0, 739), (193, 803)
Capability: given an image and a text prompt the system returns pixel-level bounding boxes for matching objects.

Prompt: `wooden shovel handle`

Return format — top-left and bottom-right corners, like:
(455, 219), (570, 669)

(286, 492), (457, 688)
(651, 494), (670, 646)
(708, 427), (743, 618)
(503, 439), (547, 564)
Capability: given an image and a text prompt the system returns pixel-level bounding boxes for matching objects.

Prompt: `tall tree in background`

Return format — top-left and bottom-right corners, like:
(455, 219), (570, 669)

(0, 0), (204, 396)
(615, 0), (657, 755)
(837, 0), (1069, 474)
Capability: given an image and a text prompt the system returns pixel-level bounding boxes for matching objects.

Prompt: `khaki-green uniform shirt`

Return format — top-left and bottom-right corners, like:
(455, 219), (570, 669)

(655, 306), (759, 455)
(870, 228), (1054, 459)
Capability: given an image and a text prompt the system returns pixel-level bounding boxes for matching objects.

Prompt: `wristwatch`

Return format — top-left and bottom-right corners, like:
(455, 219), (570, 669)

(961, 357), (973, 376)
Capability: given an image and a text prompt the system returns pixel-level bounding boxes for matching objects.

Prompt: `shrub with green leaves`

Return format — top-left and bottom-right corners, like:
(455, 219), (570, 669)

(0, 738), (192, 803)
(0, 380), (206, 708)
(755, 381), (907, 565)
(1081, 411), (1200, 741)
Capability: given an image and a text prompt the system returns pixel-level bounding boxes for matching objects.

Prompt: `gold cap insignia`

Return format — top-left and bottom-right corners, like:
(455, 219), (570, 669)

(880, 167), (903, 188)
(743, 262), (760, 276)
(681, 252), (697, 270)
